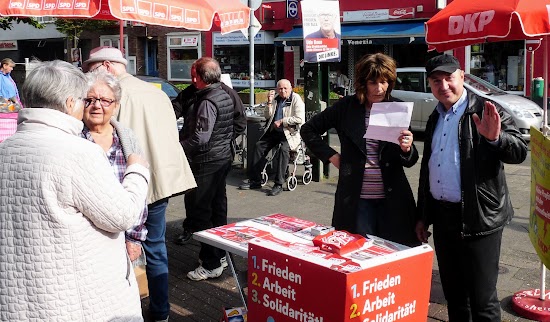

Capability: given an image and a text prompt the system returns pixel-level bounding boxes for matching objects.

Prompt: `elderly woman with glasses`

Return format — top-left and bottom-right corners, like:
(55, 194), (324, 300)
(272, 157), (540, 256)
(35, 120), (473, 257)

(0, 60), (149, 321)
(81, 70), (148, 263)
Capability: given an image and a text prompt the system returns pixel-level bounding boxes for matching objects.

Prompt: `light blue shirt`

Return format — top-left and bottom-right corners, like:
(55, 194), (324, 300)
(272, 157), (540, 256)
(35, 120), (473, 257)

(0, 72), (18, 99)
(429, 89), (468, 202)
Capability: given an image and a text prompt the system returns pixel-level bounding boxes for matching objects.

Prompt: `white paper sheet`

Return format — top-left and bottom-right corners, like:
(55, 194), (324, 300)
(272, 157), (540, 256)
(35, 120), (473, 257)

(364, 102), (413, 144)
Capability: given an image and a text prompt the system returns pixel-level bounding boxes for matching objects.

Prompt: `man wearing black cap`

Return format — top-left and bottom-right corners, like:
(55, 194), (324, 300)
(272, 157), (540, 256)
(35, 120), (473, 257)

(415, 54), (528, 322)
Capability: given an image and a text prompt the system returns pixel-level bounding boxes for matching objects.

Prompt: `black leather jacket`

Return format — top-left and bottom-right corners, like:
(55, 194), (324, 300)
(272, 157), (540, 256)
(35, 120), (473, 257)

(417, 90), (528, 237)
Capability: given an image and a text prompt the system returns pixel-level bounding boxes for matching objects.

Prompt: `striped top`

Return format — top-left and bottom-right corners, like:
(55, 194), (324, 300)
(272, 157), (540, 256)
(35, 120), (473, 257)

(360, 109), (385, 199)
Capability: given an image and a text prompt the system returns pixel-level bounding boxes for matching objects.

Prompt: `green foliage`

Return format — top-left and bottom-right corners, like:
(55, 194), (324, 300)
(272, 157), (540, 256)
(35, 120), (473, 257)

(0, 17), (44, 30)
(329, 91), (340, 99)
(238, 88), (269, 93)
(294, 86), (341, 100)
(175, 83), (190, 90)
(55, 19), (118, 42)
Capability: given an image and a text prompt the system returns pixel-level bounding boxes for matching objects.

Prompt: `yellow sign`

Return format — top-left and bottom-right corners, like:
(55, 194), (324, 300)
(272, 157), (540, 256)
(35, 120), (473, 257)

(529, 127), (550, 269)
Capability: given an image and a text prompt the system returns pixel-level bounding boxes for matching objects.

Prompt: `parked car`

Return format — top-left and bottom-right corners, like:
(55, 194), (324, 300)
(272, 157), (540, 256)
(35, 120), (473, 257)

(136, 75), (181, 100)
(392, 67), (543, 140)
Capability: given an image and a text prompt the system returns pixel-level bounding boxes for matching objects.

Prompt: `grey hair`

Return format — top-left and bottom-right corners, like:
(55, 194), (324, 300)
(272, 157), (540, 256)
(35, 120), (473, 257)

(193, 57), (221, 84)
(85, 70), (122, 102)
(21, 60), (87, 113)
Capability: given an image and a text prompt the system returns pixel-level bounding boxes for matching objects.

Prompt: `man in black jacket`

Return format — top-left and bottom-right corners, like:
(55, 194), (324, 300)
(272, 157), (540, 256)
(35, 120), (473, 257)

(172, 67), (246, 246)
(172, 77), (246, 143)
(415, 54), (528, 322)
(175, 57), (246, 281)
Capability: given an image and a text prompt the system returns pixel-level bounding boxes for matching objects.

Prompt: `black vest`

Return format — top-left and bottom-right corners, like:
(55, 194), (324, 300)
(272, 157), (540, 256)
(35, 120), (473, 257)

(189, 83), (234, 163)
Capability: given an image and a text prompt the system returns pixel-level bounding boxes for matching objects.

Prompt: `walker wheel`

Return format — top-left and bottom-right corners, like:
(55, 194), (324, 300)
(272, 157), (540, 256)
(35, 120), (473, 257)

(303, 170), (312, 185)
(261, 172), (269, 186)
(287, 176), (298, 191)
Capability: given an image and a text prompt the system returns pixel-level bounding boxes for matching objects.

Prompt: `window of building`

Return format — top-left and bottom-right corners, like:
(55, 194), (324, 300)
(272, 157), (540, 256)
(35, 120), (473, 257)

(167, 33), (200, 81)
(467, 40), (525, 93)
(34, 16), (55, 23)
(213, 31), (276, 89)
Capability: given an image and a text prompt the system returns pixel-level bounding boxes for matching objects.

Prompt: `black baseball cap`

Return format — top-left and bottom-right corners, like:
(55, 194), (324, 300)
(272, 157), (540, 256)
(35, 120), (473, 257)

(426, 54), (461, 77)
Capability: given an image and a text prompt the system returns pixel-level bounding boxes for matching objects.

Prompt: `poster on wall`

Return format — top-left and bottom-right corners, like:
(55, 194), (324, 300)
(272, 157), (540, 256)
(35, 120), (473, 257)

(529, 127), (550, 269)
(71, 48), (82, 70)
(301, 0), (341, 63)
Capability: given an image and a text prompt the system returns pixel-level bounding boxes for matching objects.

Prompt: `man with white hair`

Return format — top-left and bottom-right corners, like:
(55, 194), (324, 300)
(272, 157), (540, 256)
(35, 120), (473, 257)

(239, 79), (305, 196)
(84, 46), (196, 322)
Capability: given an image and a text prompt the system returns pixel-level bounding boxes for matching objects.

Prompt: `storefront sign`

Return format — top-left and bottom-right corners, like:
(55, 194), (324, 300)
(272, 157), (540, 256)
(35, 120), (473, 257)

(0, 40), (17, 51)
(213, 31), (274, 45)
(343, 7), (415, 22)
(346, 39), (374, 46)
(232, 79), (276, 88)
(181, 36), (198, 46)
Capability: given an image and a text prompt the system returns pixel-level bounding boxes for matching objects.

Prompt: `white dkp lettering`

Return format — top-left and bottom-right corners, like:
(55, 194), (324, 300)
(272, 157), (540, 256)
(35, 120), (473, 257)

(448, 10), (495, 35)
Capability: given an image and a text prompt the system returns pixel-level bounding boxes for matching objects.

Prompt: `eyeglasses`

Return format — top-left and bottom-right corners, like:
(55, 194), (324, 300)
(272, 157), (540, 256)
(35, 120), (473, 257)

(84, 97), (115, 108)
(88, 61), (108, 73)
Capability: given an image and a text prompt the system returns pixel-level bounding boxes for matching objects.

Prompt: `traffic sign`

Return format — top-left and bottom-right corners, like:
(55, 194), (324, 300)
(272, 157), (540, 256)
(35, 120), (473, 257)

(287, 0), (298, 18)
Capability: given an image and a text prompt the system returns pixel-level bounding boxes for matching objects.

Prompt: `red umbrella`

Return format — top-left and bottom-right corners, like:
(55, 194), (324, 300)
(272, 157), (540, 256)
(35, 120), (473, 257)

(425, 0), (550, 52)
(0, 0), (250, 34)
(425, 0), (550, 129)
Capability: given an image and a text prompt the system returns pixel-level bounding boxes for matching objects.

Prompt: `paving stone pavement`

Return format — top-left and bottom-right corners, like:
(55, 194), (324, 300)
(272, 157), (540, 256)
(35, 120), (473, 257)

(142, 139), (543, 322)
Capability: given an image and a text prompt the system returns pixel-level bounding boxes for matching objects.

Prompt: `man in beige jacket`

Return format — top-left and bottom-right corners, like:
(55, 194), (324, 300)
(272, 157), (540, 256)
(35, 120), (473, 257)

(84, 46), (196, 322)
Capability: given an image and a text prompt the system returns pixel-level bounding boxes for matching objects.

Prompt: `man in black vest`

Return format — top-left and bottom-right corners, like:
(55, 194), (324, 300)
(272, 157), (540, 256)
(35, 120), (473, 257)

(180, 57), (241, 281)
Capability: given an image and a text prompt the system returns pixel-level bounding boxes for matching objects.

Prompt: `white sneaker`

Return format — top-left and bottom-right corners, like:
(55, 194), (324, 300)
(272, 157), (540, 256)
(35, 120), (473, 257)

(220, 256), (228, 269)
(187, 265), (223, 281)
(199, 256), (229, 270)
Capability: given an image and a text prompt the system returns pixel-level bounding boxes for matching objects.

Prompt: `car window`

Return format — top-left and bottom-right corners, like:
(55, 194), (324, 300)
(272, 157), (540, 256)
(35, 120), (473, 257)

(161, 83), (180, 98)
(396, 72), (425, 93)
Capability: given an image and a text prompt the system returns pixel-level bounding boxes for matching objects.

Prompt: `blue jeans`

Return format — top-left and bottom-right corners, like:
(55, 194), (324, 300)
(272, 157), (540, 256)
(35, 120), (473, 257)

(355, 198), (385, 236)
(144, 198), (169, 320)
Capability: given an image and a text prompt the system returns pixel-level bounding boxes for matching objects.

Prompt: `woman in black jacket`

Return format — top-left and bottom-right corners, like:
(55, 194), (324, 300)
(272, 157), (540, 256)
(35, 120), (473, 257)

(301, 53), (420, 246)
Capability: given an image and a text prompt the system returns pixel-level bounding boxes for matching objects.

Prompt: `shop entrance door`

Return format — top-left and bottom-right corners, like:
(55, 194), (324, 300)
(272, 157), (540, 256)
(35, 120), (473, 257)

(146, 40), (159, 77)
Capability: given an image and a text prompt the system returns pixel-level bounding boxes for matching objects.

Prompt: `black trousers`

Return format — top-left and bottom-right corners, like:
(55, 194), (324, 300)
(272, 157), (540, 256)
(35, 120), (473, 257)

(250, 129), (289, 186)
(432, 201), (503, 322)
(183, 159), (231, 270)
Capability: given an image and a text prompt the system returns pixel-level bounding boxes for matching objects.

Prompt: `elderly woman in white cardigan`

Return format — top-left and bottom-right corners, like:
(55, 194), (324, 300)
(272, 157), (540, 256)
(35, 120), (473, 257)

(0, 60), (149, 322)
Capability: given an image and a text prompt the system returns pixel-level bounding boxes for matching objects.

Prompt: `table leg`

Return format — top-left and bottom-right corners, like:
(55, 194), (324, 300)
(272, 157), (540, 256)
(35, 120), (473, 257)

(226, 251), (248, 310)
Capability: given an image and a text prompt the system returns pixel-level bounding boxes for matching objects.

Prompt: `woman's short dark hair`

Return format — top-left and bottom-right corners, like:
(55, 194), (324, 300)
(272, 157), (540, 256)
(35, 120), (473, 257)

(354, 53), (397, 105)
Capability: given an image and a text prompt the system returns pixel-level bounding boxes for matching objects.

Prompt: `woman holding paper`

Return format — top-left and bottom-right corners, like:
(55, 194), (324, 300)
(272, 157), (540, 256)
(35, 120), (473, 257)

(300, 53), (420, 247)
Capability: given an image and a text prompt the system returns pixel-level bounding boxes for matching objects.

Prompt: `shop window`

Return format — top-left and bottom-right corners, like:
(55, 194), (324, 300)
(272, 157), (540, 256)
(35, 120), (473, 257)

(213, 31), (276, 88)
(469, 41), (524, 92)
(100, 35), (128, 54)
(167, 33), (201, 81)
